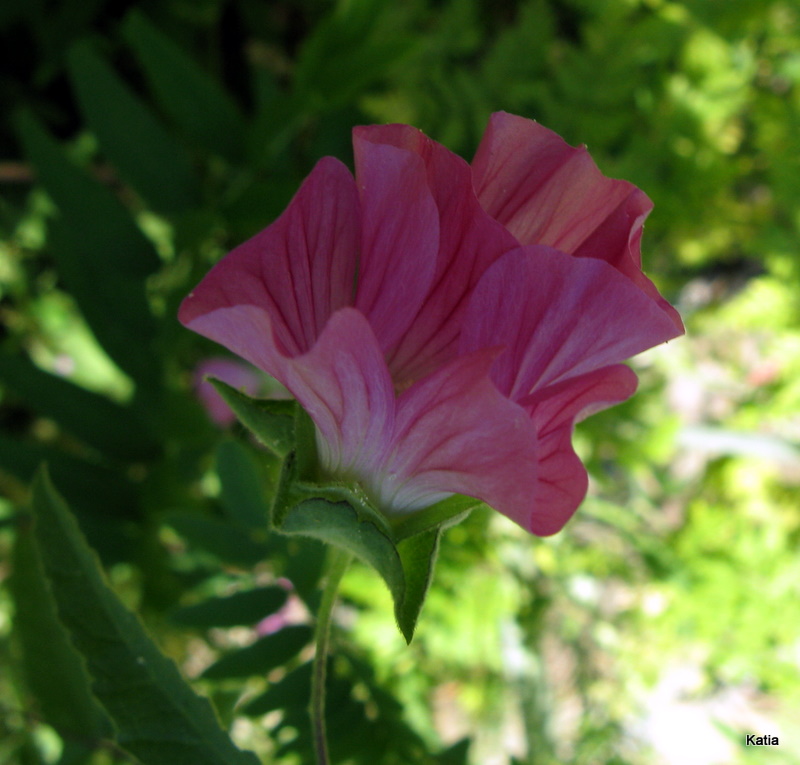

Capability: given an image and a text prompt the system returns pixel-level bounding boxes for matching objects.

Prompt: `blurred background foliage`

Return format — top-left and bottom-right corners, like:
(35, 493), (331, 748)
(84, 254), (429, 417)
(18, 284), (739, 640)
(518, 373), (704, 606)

(1, 0), (799, 763)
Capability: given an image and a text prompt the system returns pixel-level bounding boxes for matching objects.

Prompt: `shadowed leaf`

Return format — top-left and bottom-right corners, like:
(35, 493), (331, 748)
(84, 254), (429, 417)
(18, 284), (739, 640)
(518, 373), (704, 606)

(29, 467), (261, 765)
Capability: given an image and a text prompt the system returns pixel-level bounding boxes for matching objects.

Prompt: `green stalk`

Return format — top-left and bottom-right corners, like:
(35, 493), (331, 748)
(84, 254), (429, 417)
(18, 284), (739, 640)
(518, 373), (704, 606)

(311, 548), (352, 765)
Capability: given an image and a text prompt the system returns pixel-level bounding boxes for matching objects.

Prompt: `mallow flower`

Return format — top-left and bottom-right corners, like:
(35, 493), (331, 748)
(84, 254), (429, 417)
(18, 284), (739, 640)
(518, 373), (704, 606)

(179, 112), (683, 536)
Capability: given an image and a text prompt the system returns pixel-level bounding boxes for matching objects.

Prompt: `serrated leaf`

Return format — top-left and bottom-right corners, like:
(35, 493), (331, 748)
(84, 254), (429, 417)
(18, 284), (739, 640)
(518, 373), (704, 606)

(14, 109), (160, 384)
(67, 39), (198, 214)
(210, 378), (295, 458)
(122, 10), (246, 163)
(0, 352), (159, 461)
(172, 586), (288, 628)
(165, 511), (270, 567)
(29, 466), (261, 765)
(216, 439), (271, 529)
(202, 625), (313, 680)
(10, 521), (112, 744)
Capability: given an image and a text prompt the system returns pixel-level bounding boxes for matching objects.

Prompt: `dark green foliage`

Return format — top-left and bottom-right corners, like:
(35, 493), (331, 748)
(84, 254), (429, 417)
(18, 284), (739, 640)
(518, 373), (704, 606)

(67, 39), (200, 215)
(27, 467), (261, 765)
(243, 652), (457, 765)
(121, 10), (247, 163)
(0, 351), (158, 461)
(215, 438), (273, 529)
(14, 110), (160, 385)
(171, 586), (289, 629)
(202, 625), (313, 679)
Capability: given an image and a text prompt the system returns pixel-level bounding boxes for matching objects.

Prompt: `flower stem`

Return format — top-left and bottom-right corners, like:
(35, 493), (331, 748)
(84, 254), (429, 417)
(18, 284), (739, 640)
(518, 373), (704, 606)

(311, 547), (352, 765)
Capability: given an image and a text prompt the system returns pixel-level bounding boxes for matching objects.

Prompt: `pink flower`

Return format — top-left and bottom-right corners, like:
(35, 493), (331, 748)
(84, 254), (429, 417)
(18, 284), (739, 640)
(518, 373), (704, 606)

(179, 112), (683, 535)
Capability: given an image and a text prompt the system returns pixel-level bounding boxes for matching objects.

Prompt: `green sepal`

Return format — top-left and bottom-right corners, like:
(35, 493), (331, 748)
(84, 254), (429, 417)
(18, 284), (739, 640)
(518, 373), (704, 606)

(272, 454), (475, 642)
(220, 385), (479, 642)
(209, 378), (296, 457)
(391, 494), (481, 541)
(275, 475), (406, 623)
(395, 527), (442, 642)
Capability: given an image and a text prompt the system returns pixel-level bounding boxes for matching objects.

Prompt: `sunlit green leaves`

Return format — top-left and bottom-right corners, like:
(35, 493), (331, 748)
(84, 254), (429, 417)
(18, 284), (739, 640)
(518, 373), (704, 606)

(14, 110), (161, 385)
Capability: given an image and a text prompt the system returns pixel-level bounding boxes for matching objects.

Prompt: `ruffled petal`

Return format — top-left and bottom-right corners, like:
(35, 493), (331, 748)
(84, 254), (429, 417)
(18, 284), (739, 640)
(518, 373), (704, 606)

(184, 306), (396, 480)
(459, 247), (682, 400)
(354, 125), (519, 383)
(373, 349), (539, 526)
(518, 365), (638, 535)
(352, 138), (440, 355)
(472, 112), (643, 255)
(179, 156), (359, 356)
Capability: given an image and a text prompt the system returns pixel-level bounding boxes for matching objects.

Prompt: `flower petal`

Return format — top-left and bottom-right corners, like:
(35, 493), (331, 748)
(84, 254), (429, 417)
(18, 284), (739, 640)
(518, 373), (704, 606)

(519, 365), (638, 535)
(185, 305), (396, 479)
(374, 349), (539, 526)
(179, 156), (359, 356)
(472, 112), (645, 259)
(459, 246), (682, 400)
(472, 113), (684, 334)
(354, 125), (519, 383)
(352, 137), (441, 357)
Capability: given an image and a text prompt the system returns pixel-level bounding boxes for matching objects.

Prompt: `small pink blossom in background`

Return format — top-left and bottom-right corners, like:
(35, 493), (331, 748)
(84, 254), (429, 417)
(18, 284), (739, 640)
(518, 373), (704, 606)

(180, 112), (683, 535)
(255, 578), (301, 637)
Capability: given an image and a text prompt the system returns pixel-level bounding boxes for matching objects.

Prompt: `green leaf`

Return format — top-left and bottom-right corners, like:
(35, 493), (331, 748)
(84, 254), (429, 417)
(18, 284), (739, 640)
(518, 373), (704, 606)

(122, 10), (246, 163)
(9, 520), (111, 745)
(216, 439), (271, 529)
(172, 586), (288, 628)
(242, 660), (314, 717)
(29, 466), (261, 765)
(14, 109), (160, 384)
(395, 527), (442, 643)
(436, 738), (471, 765)
(67, 39), (199, 214)
(0, 352), (159, 461)
(201, 625), (313, 680)
(165, 511), (270, 567)
(294, 1), (412, 111)
(210, 379), (296, 457)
